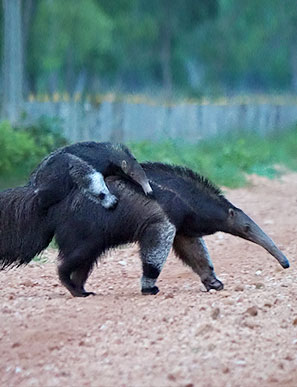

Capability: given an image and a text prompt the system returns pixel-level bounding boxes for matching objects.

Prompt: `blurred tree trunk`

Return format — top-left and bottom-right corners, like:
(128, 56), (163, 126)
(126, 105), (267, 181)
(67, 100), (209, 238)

(23, 0), (38, 95)
(291, 44), (297, 93)
(65, 45), (76, 96)
(110, 101), (124, 142)
(159, 1), (173, 100)
(47, 71), (59, 95)
(2, 0), (23, 123)
(74, 69), (88, 96)
(160, 20), (173, 99)
(290, 16), (297, 93)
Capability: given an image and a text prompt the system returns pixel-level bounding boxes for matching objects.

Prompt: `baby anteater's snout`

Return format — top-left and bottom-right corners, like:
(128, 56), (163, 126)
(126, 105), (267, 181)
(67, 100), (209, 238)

(100, 192), (118, 209)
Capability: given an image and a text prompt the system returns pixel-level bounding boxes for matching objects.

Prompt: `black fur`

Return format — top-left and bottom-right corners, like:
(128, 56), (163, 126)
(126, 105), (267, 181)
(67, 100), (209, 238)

(0, 185), (54, 269)
(1, 161), (230, 294)
(0, 154), (113, 269)
(1, 161), (257, 297)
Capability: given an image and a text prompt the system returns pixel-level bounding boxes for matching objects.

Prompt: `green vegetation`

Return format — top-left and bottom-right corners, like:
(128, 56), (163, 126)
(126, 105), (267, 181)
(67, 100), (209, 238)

(0, 118), (67, 189)
(130, 126), (297, 188)
(2, 0), (297, 98)
(0, 121), (296, 190)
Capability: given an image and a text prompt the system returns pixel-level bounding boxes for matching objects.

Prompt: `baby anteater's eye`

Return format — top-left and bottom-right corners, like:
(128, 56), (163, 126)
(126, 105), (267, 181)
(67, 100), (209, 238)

(98, 193), (106, 201)
(244, 225), (250, 233)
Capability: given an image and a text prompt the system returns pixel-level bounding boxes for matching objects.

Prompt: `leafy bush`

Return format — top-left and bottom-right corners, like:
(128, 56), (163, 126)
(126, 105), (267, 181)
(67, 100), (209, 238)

(0, 117), (67, 188)
(16, 116), (68, 157)
(0, 121), (38, 175)
(130, 126), (297, 188)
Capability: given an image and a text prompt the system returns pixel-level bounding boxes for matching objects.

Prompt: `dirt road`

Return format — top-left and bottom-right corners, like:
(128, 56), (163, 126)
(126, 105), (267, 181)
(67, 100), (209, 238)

(1, 173), (297, 387)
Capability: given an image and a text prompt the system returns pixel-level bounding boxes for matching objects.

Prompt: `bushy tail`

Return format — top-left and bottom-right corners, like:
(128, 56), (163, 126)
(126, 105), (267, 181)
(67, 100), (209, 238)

(0, 186), (54, 269)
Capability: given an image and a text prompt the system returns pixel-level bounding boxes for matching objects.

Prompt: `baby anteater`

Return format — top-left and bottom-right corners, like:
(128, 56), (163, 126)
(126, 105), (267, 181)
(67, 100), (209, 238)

(30, 141), (152, 210)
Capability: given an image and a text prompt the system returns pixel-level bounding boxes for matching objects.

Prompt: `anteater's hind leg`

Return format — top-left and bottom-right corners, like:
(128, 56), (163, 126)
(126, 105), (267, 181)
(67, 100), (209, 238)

(173, 235), (224, 291)
(139, 219), (176, 295)
(70, 260), (96, 296)
(58, 247), (99, 297)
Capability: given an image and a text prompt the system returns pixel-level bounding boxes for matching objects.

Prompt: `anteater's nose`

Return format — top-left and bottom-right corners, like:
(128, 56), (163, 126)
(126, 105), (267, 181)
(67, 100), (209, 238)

(143, 181), (153, 196)
(109, 196), (118, 209)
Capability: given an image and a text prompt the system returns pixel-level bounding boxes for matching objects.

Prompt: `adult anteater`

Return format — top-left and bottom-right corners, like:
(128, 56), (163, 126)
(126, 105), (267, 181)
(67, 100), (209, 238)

(0, 155), (115, 269)
(31, 141), (152, 210)
(45, 162), (289, 297)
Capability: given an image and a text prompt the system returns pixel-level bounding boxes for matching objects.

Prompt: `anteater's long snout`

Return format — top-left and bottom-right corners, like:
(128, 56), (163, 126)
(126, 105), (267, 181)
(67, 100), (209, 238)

(246, 221), (290, 268)
(229, 209), (290, 269)
(130, 167), (153, 196)
(141, 180), (153, 196)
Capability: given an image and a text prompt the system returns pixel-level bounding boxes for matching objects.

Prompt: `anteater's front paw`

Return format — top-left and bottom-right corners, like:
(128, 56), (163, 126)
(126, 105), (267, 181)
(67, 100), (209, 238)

(81, 291), (96, 297)
(141, 286), (159, 295)
(203, 277), (224, 291)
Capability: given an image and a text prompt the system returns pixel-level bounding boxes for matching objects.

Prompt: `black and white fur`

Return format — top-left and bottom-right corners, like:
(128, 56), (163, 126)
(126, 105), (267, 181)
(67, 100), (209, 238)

(30, 141), (152, 211)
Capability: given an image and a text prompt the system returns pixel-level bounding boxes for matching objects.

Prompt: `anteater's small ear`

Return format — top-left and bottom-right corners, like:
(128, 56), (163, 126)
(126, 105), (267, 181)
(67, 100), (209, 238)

(229, 208), (235, 218)
(121, 160), (128, 171)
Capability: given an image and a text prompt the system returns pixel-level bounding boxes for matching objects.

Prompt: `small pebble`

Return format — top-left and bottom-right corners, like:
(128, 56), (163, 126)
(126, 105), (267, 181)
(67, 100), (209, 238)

(211, 307), (220, 320)
(255, 282), (265, 289)
(235, 285), (244, 292)
(233, 359), (246, 366)
(167, 373), (176, 381)
(246, 306), (258, 316)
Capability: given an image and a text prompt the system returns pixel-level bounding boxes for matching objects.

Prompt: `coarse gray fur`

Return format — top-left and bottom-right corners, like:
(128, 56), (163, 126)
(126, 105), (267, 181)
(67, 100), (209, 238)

(140, 220), (176, 294)
(173, 235), (223, 291)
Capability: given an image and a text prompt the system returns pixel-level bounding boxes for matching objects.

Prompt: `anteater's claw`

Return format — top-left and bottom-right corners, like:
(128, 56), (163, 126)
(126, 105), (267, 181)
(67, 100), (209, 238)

(203, 278), (224, 291)
(141, 286), (159, 295)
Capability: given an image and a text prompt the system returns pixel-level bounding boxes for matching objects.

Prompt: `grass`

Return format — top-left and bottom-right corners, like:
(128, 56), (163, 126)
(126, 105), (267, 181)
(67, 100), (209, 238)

(1, 126), (296, 191)
(130, 126), (297, 188)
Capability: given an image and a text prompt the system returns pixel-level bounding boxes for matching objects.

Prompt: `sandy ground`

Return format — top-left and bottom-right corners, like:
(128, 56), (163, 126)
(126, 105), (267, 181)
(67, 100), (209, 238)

(1, 173), (297, 387)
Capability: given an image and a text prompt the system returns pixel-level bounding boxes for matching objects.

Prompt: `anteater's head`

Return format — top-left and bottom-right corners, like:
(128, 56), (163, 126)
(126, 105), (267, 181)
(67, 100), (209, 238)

(110, 144), (153, 196)
(223, 206), (290, 269)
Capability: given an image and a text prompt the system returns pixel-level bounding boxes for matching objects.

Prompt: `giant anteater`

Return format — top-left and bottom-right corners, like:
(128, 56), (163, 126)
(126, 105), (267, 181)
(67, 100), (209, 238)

(43, 162), (289, 297)
(30, 141), (152, 210)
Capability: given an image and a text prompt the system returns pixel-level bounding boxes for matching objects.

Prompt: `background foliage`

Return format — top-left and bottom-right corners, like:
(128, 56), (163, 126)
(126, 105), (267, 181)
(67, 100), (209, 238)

(1, 121), (296, 190)
(0, 118), (67, 188)
(1, 0), (297, 189)
(1, 0), (297, 97)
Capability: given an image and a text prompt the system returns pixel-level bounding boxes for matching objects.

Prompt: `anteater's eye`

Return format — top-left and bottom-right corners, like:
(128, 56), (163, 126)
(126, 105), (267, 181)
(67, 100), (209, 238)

(121, 160), (127, 170)
(244, 225), (250, 233)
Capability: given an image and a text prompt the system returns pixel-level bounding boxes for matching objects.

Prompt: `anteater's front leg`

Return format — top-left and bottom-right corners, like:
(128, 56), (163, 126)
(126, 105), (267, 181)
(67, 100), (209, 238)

(139, 219), (176, 295)
(173, 235), (223, 291)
